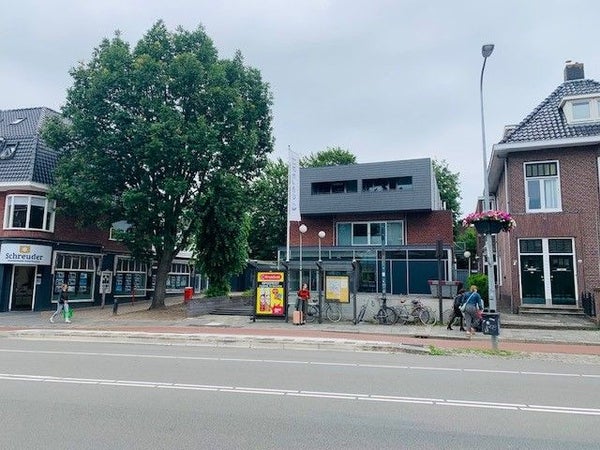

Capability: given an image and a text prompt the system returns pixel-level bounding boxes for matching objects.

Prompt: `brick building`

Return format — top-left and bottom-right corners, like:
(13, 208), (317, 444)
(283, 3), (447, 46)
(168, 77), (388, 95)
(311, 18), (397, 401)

(489, 62), (600, 314)
(281, 158), (454, 295)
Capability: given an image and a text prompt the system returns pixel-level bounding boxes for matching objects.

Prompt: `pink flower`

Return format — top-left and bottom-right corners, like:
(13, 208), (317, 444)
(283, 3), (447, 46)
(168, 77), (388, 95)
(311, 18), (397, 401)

(462, 210), (516, 231)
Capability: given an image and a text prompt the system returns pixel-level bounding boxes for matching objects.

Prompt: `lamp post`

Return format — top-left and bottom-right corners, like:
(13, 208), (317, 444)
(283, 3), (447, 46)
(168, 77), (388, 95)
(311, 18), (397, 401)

(318, 230), (325, 262)
(464, 250), (472, 274)
(317, 231), (325, 323)
(299, 224), (307, 288)
(480, 43), (498, 350)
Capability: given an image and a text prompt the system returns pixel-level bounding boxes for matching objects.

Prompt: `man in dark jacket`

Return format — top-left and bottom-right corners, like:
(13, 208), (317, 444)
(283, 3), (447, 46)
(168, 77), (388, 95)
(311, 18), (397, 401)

(447, 288), (466, 331)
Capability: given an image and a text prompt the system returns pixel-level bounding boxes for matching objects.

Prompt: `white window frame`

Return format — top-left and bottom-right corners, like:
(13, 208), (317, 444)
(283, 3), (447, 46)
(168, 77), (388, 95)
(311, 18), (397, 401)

(4, 194), (55, 232)
(524, 161), (562, 213)
(113, 256), (148, 297)
(560, 95), (600, 124)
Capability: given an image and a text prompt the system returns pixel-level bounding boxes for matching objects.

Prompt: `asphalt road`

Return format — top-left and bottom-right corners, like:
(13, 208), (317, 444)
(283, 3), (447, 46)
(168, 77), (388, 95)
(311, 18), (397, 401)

(1, 338), (599, 449)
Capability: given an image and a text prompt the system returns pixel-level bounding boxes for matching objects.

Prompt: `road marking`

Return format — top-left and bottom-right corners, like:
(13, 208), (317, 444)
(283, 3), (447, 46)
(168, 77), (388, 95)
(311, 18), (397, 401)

(0, 348), (598, 379)
(1, 372), (599, 416)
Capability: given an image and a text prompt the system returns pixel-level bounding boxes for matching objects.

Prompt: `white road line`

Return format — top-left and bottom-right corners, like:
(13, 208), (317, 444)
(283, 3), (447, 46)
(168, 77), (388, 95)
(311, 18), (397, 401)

(1, 348), (598, 379)
(1, 372), (600, 416)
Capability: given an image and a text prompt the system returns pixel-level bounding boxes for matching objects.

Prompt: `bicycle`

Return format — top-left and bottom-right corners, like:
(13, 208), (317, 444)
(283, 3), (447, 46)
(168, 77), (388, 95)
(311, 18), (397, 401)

(355, 297), (397, 325)
(395, 298), (436, 325)
(305, 301), (343, 323)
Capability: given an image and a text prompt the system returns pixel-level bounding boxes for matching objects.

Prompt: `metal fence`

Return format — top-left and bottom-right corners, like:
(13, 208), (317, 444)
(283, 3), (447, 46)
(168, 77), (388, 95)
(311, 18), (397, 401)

(581, 291), (596, 317)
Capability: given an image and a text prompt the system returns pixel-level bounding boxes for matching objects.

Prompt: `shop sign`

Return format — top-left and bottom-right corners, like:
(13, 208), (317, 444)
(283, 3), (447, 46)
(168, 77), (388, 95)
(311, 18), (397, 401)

(0, 243), (52, 265)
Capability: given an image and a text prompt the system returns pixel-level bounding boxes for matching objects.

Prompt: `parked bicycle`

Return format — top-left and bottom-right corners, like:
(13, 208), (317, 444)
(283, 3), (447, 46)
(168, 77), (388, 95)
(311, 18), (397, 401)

(355, 297), (397, 325)
(395, 298), (436, 325)
(306, 300), (343, 323)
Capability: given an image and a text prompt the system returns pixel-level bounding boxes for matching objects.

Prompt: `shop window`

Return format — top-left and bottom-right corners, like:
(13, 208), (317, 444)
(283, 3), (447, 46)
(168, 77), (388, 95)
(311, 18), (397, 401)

(53, 253), (99, 302)
(114, 256), (147, 296)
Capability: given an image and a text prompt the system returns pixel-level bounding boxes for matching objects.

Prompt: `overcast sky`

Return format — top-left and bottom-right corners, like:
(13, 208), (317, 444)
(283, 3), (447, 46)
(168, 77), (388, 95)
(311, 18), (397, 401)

(3, 0), (600, 215)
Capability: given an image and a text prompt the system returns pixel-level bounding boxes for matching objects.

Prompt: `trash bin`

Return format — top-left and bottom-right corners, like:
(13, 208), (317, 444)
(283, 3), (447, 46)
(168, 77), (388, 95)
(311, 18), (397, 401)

(183, 287), (194, 303)
(481, 312), (500, 336)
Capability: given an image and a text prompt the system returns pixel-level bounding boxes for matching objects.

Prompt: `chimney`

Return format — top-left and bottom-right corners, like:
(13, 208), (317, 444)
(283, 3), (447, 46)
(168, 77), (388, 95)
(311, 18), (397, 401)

(564, 60), (585, 81)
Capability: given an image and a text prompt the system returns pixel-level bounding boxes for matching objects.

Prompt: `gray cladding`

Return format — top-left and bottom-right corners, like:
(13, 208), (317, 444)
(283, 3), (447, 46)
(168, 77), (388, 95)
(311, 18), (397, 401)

(0, 107), (61, 186)
(300, 158), (437, 215)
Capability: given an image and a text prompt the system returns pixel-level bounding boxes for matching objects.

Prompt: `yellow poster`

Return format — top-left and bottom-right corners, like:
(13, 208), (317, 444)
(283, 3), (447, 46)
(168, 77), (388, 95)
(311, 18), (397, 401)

(325, 275), (349, 303)
(256, 272), (285, 316)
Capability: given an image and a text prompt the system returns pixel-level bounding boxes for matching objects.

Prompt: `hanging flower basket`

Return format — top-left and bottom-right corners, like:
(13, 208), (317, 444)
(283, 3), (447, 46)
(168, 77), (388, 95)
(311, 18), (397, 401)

(462, 210), (516, 235)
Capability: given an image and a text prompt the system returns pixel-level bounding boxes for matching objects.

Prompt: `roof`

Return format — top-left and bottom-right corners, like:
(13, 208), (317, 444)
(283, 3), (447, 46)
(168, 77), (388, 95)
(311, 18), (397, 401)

(0, 107), (61, 187)
(489, 77), (600, 192)
(499, 78), (600, 144)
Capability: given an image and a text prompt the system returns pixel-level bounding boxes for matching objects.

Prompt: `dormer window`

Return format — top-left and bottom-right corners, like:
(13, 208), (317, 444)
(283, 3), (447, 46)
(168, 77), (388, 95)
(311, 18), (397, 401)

(561, 95), (600, 124)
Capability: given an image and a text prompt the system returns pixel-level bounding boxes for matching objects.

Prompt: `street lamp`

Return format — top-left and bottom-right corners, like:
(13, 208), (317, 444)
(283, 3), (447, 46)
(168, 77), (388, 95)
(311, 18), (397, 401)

(299, 224), (307, 288)
(318, 230), (325, 262)
(464, 250), (472, 273)
(480, 43), (498, 350)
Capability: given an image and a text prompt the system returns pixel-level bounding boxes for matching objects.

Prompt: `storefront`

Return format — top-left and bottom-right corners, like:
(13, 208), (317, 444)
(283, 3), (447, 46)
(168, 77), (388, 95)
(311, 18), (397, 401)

(0, 242), (53, 311)
(52, 251), (102, 304)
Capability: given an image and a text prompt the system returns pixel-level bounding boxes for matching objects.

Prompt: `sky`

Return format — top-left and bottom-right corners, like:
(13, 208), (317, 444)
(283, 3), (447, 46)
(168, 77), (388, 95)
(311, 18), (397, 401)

(3, 0), (600, 215)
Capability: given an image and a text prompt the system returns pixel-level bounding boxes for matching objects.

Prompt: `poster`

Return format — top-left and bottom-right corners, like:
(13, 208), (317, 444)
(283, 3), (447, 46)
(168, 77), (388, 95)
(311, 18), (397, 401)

(325, 275), (350, 303)
(255, 272), (285, 316)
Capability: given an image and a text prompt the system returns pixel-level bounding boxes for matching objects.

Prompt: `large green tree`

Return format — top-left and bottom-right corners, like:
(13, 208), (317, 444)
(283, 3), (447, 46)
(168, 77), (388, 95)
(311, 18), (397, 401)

(301, 146), (356, 167)
(44, 21), (273, 308)
(432, 159), (461, 231)
(248, 158), (288, 260)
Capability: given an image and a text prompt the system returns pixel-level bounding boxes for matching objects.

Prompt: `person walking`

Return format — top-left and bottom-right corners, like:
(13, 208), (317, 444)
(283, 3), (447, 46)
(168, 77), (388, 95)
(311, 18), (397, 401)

(447, 288), (466, 331)
(462, 285), (483, 338)
(296, 282), (310, 325)
(50, 283), (71, 323)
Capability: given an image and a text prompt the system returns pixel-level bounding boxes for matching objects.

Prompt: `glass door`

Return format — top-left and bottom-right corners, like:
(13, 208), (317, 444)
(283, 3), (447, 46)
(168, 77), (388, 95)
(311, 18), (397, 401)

(11, 266), (36, 311)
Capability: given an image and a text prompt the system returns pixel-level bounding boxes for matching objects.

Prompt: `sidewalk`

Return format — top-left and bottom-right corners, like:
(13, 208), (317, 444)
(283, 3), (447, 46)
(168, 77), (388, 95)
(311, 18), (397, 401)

(1, 298), (599, 357)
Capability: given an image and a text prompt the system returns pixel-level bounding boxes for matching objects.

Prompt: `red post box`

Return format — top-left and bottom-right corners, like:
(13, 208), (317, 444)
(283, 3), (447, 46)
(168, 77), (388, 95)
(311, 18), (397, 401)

(184, 286), (194, 303)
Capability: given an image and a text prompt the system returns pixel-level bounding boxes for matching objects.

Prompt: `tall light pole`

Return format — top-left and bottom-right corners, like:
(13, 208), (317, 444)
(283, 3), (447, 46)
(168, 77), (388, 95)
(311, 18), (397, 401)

(480, 44), (499, 351)
(299, 224), (307, 288)
(464, 250), (472, 274)
(318, 230), (325, 262)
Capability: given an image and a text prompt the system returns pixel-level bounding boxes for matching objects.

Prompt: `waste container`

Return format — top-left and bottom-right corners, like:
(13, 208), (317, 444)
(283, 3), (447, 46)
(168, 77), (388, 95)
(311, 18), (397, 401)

(481, 312), (500, 336)
(184, 287), (194, 303)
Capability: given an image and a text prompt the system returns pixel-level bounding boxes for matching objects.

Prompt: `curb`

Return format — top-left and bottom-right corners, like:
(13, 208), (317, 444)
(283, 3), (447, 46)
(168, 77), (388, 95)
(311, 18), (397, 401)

(2, 329), (431, 354)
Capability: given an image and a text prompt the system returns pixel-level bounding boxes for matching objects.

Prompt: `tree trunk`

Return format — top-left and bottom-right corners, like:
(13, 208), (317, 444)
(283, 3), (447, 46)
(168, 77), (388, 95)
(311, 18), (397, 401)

(150, 252), (174, 309)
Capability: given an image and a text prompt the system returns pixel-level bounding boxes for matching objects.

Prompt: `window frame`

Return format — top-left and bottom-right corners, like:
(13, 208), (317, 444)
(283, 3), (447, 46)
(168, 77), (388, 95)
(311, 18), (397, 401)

(561, 95), (600, 124)
(524, 161), (562, 213)
(4, 194), (56, 232)
(336, 220), (405, 246)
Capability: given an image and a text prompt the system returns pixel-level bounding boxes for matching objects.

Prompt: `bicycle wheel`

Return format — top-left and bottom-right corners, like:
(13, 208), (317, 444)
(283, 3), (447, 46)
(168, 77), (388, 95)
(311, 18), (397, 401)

(356, 305), (366, 324)
(395, 305), (410, 324)
(425, 307), (437, 325)
(380, 306), (396, 325)
(325, 303), (342, 322)
(417, 307), (431, 325)
(306, 304), (318, 323)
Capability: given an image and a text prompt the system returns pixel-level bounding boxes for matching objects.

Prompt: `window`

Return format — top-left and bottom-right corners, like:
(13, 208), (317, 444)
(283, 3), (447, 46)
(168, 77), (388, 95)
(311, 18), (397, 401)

(114, 257), (147, 296)
(4, 195), (55, 231)
(337, 221), (404, 246)
(561, 95), (600, 124)
(311, 180), (357, 195)
(166, 262), (192, 292)
(362, 177), (412, 192)
(524, 162), (561, 212)
(53, 253), (98, 302)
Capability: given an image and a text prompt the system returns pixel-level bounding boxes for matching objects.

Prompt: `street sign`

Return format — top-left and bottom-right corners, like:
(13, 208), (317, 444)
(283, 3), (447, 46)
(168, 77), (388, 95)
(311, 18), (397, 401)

(100, 271), (113, 294)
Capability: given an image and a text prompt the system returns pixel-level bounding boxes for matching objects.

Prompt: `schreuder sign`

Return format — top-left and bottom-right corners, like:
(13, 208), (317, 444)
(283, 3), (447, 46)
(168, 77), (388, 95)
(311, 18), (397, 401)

(0, 243), (52, 265)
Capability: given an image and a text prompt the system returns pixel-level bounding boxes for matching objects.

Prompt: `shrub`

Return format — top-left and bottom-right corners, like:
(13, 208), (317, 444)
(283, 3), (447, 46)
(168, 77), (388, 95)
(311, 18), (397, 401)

(465, 273), (488, 306)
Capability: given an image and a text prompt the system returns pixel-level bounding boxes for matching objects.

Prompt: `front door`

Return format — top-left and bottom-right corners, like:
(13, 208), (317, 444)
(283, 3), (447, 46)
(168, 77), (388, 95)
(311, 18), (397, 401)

(10, 266), (36, 311)
(520, 255), (545, 304)
(519, 238), (576, 307)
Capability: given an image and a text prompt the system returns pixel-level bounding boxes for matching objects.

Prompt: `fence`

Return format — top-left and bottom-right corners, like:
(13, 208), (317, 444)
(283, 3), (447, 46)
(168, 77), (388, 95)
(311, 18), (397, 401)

(581, 291), (596, 317)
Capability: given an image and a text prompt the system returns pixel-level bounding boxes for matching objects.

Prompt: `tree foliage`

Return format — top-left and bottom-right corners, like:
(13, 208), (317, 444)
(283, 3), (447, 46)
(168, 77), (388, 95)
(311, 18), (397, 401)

(43, 21), (273, 307)
(248, 159), (288, 260)
(194, 173), (250, 296)
(300, 146), (356, 167)
(432, 159), (461, 231)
